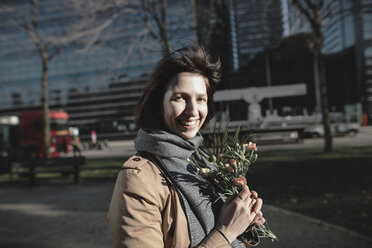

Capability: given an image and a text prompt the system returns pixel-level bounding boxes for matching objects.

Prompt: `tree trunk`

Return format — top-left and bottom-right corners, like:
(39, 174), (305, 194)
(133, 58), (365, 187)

(27, 0), (51, 158)
(290, 0), (334, 152)
(160, 28), (170, 56)
(41, 51), (50, 158)
(316, 49), (333, 152)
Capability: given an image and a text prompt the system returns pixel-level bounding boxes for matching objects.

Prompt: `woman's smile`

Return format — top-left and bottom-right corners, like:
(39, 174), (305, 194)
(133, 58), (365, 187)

(175, 118), (201, 134)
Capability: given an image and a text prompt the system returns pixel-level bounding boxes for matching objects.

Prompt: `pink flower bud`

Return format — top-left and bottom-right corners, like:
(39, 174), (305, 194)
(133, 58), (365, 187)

(200, 168), (211, 178)
(229, 158), (237, 166)
(233, 176), (247, 186)
(224, 163), (233, 172)
(246, 142), (257, 151)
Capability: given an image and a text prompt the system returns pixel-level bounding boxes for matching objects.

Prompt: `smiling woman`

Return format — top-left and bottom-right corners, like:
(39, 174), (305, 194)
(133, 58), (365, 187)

(162, 72), (208, 139)
(107, 45), (265, 248)
(134, 45), (219, 131)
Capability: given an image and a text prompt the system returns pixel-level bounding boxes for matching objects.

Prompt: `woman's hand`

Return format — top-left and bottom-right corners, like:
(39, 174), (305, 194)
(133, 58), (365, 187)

(215, 185), (263, 243)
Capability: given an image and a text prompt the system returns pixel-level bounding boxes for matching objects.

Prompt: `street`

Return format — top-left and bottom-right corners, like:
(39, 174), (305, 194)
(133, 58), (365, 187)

(81, 126), (372, 159)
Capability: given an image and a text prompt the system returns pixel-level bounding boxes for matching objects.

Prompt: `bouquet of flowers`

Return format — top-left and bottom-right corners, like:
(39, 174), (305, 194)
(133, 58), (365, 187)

(190, 123), (278, 244)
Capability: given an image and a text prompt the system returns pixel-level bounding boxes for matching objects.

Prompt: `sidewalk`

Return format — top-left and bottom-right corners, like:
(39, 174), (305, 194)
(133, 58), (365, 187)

(0, 182), (371, 248)
(260, 205), (372, 248)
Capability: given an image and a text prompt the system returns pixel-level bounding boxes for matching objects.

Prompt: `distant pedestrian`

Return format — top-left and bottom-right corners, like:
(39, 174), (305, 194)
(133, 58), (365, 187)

(90, 130), (97, 145)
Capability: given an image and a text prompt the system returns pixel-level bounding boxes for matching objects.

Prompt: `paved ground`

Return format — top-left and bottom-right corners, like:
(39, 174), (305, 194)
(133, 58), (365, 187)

(0, 181), (371, 248)
(0, 182), (112, 248)
(1, 126), (371, 248)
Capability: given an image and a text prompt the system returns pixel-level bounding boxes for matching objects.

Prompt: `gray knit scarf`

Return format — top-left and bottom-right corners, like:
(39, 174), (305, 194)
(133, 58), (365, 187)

(134, 129), (245, 248)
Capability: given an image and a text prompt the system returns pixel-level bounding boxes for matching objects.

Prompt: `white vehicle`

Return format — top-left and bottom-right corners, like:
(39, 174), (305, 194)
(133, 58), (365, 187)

(304, 112), (360, 137)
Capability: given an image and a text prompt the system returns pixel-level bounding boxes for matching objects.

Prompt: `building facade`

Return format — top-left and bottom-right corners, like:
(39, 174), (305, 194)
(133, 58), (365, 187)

(228, 0), (284, 69)
(285, 0), (372, 122)
(0, 0), (196, 138)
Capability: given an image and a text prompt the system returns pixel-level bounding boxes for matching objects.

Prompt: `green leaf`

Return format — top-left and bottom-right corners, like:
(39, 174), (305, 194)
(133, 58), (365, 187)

(232, 125), (241, 146)
(222, 120), (230, 150)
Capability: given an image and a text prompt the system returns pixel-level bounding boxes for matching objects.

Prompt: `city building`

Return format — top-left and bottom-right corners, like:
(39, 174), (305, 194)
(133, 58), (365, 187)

(0, 0), (196, 138)
(227, 33), (359, 119)
(2, 0), (368, 143)
(284, 0), (372, 122)
(228, 0), (284, 70)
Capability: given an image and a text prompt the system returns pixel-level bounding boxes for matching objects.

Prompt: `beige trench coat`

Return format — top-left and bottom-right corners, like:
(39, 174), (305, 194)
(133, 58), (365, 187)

(107, 155), (232, 248)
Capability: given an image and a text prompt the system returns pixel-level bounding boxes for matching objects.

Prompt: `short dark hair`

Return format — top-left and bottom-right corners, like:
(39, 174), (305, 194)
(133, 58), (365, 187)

(135, 44), (221, 129)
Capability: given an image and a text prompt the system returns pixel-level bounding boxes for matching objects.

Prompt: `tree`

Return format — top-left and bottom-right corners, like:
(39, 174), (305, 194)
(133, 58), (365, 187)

(291, 0), (336, 152)
(192, 0), (231, 88)
(69, 0), (192, 61)
(26, 0), (53, 158)
(0, 0), (83, 157)
(140, 0), (170, 56)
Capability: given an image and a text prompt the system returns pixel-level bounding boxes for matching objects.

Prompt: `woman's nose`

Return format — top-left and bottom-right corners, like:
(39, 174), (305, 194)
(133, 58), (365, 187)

(185, 99), (198, 116)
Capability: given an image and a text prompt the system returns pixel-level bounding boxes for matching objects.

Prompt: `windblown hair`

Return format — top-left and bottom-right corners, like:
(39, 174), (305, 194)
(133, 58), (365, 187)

(135, 44), (221, 129)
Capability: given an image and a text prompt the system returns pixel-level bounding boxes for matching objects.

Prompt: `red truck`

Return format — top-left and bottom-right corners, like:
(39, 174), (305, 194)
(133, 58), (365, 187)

(1, 110), (73, 173)
(19, 110), (72, 158)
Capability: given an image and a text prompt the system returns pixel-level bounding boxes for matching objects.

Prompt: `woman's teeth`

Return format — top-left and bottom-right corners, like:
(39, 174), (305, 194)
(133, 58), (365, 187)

(180, 120), (198, 126)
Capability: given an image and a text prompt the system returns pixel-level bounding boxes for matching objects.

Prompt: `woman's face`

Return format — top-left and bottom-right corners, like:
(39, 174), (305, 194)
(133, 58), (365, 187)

(162, 72), (208, 139)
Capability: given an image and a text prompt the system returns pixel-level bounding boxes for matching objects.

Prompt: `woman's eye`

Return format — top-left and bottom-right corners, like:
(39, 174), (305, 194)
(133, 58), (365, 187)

(173, 96), (184, 101)
(198, 97), (207, 102)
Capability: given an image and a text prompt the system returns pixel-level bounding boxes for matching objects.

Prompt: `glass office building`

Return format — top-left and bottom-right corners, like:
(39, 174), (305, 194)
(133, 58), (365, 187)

(285, 0), (372, 122)
(229, 0), (284, 69)
(285, 0), (356, 54)
(0, 0), (195, 137)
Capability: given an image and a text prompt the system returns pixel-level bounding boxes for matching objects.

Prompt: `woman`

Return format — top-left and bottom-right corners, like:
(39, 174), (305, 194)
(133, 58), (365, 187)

(107, 45), (265, 248)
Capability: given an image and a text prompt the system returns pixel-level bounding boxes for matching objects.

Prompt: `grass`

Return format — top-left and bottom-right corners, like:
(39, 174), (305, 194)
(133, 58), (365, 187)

(80, 158), (124, 179)
(247, 146), (372, 238)
(0, 157), (126, 184)
(1, 146), (371, 237)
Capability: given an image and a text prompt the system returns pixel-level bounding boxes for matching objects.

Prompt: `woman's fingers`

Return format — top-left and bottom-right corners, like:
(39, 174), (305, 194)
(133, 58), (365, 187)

(253, 198), (263, 214)
(250, 190), (258, 199)
(251, 211), (262, 223)
(254, 216), (266, 226)
(249, 198), (256, 208)
(236, 187), (259, 202)
(258, 217), (266, 226)
(248, 211), (265, 228)
(238, 185), (251, 201)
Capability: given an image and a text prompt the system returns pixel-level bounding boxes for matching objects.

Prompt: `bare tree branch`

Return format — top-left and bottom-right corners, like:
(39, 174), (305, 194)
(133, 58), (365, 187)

(291, 0), (314, 25)
(140, 0), (160, 42)
(292, 0), (326, 41)
(47, 44), (68, 61)
(322, 0), (337, 19)
(304, 0), (316, 10)
(315, 0), (324, 10)
(140, 0), (170, 55)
